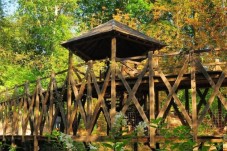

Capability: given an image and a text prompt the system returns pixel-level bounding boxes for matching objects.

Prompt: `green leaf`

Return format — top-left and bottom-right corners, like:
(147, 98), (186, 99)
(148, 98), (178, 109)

(102, 143), (113, 149)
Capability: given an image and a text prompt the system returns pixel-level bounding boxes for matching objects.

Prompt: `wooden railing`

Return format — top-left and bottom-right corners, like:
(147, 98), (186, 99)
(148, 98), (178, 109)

(0, 50), (226, 150)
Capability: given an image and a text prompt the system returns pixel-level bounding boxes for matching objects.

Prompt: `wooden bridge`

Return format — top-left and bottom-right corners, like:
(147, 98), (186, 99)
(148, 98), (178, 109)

(0, 20), (226, 150)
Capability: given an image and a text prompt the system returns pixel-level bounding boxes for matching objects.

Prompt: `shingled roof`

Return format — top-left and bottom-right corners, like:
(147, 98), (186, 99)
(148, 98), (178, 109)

(61, 20), (165, 61)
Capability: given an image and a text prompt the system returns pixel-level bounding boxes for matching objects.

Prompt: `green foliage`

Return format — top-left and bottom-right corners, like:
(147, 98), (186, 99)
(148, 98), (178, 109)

(125, 0), (154, 24)
(150, 118), (216, 151)
(101, 112), (130, 151)
(76, 0), (153, 31)
(45, 129), (87, 151)
(150, 118), (194, 150)
(149, 0), (226, 52)
(0, 0), (78, 92)
(97, 112), (149, 151)
(0, 142), (17, 151)
(9, 144), (17, 151)
(162, 126), (195, 151)
(16, 0), (77, 55)
(1, 0), (226, 93)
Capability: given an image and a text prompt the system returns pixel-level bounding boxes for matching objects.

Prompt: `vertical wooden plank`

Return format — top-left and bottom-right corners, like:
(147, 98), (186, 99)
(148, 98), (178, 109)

(190, 52), (197, 142)
(87, 61), (92, 125)
(22, 99), (27, 142)
(34, 136), (39, 151)
(17, 97), (23, 135)
(34, 79), (40, 151)
(35, 80), (40, 134)
(49, 73), (54, 133)
(29, 91), (35, 135)
(67, 51), (73, 134)
(111, 37), (116, 126)
(148, 51), (155, 148)
(12, 86), (19, 142)
(37, 81), (45, 135)
(22, 82), (29, 142)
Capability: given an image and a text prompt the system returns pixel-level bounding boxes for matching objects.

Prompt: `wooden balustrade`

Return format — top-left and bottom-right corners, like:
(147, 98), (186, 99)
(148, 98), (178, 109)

(0, 51), (226, 150)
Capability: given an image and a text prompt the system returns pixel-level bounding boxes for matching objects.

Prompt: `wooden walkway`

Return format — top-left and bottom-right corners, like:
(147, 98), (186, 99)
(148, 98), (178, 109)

(0, 51), (226, 150)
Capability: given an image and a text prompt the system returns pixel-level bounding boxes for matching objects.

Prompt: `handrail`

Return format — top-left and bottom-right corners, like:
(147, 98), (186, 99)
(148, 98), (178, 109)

(116, 56), (147, 61)
(0, 48), (224, 98)
(0, 69), (68, 96)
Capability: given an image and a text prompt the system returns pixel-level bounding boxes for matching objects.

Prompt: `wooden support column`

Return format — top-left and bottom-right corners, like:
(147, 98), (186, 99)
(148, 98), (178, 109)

(22, 82), (29, 142)
(34, 136), (39, 151)
(190, 52), (198, 144)
(49, 73), (54, 133)
(34, 79), (40, 151)
(12, 85), (19, 143)
(148, 51), (155, 148)
(111, 37), (116, 126)
(87, 61), (93, 126)
(67, 51), (73, 134)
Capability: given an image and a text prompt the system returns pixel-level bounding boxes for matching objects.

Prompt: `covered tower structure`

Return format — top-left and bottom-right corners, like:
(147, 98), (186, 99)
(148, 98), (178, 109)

(61, 19), (165, 149)
(61, 19), (164, 61)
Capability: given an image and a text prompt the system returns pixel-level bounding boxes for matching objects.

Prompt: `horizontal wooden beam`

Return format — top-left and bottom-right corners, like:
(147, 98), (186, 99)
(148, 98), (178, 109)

(0, 135), (223, 143)
(70, 135), (225, 143)
(116, 55), (147, 61)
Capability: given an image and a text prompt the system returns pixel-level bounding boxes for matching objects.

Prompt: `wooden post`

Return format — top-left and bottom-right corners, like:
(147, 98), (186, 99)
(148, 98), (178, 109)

(67, 51), (73, 134)
(22, 82), (29, 142)
(34, 136), (39, 151)
(190, 52), (198, 145)
(87, 61), (92, 126)
(34, 79), (40, 151)
(111, 37), (116, 126)
(12, 85), (19, 143)
(49, 73), (54, 133)
(148, 51), (155, 148)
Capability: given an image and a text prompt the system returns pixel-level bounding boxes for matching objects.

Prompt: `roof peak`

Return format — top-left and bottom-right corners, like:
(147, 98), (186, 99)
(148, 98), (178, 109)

(61, 19), (165, 61)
